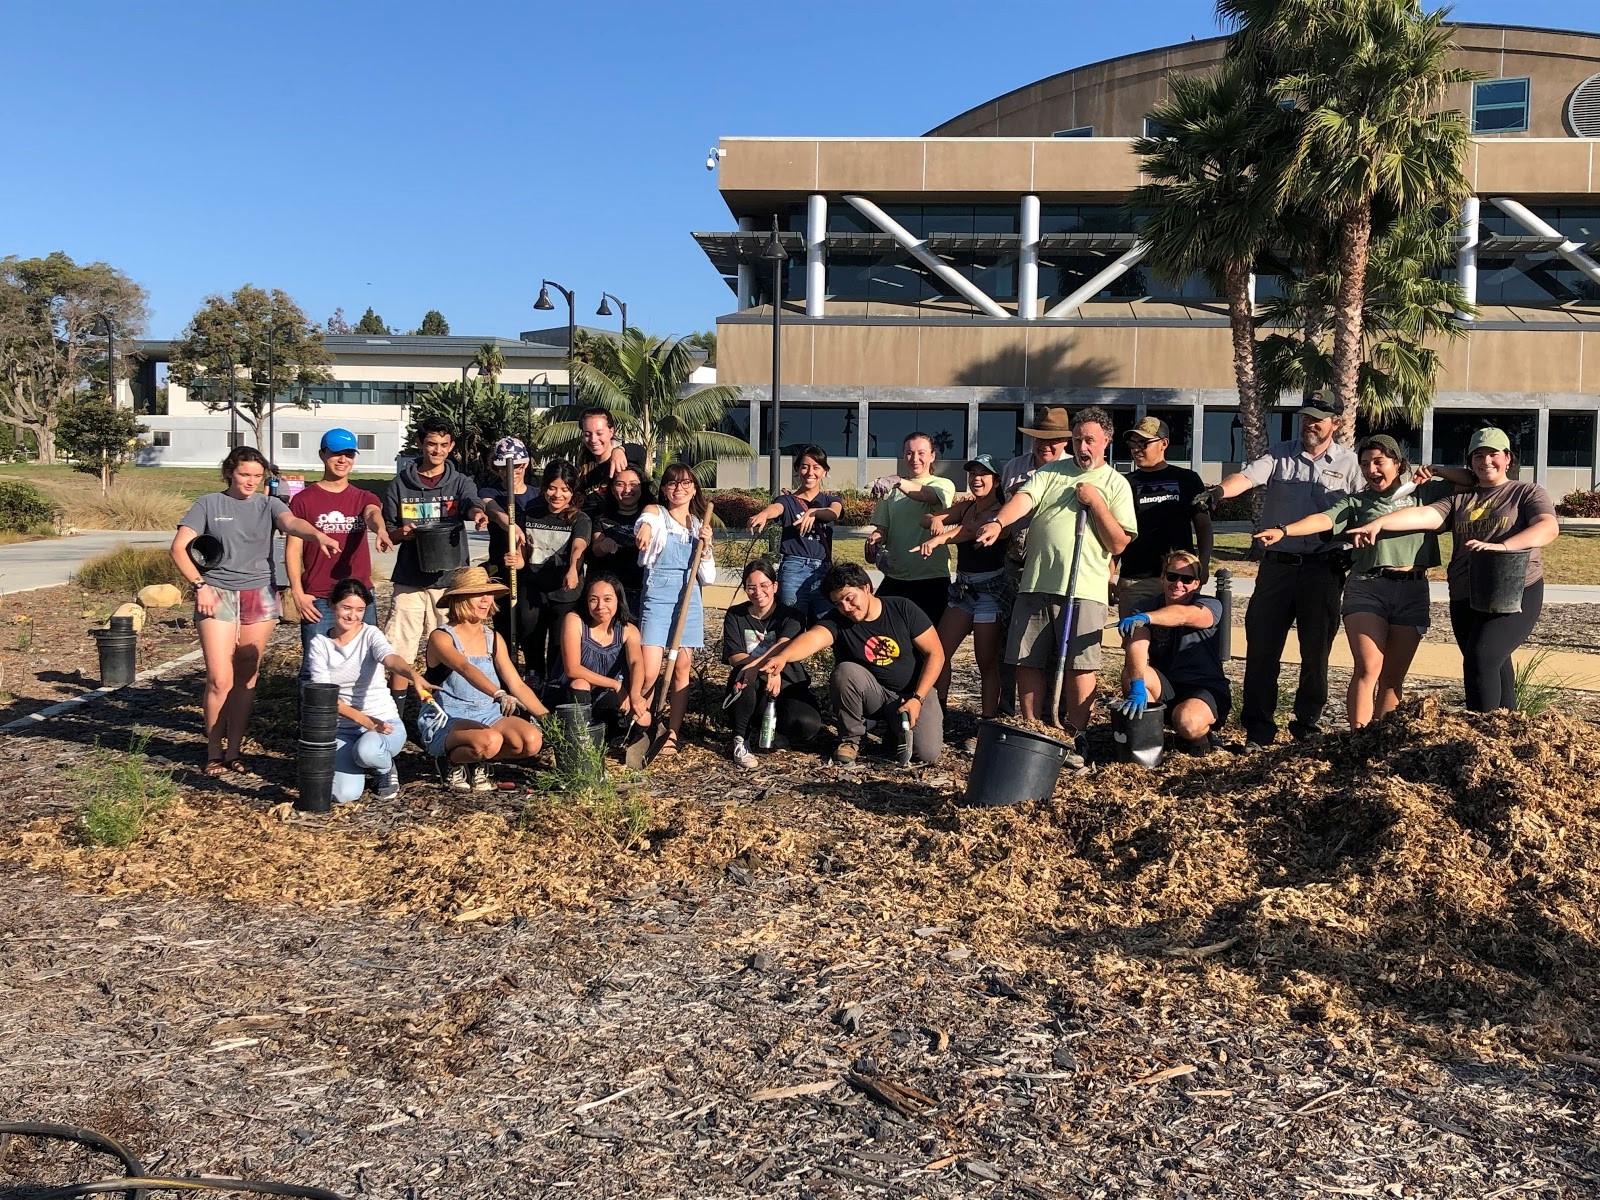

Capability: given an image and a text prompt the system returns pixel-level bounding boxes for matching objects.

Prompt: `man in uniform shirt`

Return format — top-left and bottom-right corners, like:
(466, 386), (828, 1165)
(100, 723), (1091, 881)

(1117, 416), (1211, 617)
(1195, 394), (1362, 746)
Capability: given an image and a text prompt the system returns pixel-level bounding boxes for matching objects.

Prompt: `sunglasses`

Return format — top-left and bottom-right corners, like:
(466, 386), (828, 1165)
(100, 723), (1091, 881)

(1164, 572), (1198, 583)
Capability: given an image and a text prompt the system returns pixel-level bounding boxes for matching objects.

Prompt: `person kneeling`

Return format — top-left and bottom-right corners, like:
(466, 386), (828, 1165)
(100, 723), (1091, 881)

(306, 579), (432, 803)
(421, 566), (549, 792)
(553, 573), (649, 736)
(1115, 551), (1230, 753)
(723, 559), (823, 768)
(759, 563), (944, 769)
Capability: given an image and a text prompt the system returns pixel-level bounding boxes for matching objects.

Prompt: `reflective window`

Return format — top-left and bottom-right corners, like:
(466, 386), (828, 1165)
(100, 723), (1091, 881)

(977, 408), (1022, 459)
(281, 432), (300, 449)
(1433, 411), (1537, 469)
(756, 404), (859, 458)
(865, 407), (967, 460)
(1117, 408), (1195, 464)
(1476, 255), (1600, 305)
(1473, 78), (1530, 134)
(1143, 117), (1175, 139)
(1201, 408), (1299, 462)
(152, 430), (170, 447)
(1549, 411), (1595, 468)
(357, 434), (376, 451)
(1052, 126), (1094, 137)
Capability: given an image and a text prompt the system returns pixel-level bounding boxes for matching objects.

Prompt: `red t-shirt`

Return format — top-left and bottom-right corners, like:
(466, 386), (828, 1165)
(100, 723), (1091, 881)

(289, 482), (379, 597)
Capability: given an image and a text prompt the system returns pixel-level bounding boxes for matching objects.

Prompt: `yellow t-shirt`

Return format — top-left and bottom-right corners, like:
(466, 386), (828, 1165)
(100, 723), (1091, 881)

(1017, 461), (1137, 601)
(871, 475), (957, 581)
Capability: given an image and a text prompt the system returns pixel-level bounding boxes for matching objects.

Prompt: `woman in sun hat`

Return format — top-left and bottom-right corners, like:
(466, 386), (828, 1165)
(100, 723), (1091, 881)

(421, 565), (549, 791)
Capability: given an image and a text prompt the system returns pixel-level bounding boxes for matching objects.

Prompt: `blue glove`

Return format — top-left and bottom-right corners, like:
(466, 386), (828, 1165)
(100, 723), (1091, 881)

(1117, 677), (1149, 719)
(1117, 612), (1151, 637)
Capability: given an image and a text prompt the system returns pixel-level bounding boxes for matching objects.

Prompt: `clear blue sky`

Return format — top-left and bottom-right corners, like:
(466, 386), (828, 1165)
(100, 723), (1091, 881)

(3, 0), (1594, 342)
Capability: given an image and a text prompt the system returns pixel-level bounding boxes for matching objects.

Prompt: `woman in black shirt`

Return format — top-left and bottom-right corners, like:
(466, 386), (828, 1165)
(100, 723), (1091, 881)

(585, 465), (651, 618)
(722, 559), (823, 768)
(504, 459), (590, 686)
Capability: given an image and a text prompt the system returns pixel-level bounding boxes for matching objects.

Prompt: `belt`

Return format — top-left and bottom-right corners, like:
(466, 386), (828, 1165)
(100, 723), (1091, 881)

(1363, 567), (1427, 581)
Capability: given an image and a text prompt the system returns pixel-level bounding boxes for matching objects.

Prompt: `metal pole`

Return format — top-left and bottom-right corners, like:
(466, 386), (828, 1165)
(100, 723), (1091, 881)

(769, 254), (782, 496)
(1216, 568), (1233, 663)
(619, 300), (627, 339)
(568, 296), (576, 408)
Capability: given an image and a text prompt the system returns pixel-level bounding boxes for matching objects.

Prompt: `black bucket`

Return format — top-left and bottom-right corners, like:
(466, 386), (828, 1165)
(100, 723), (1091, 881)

(414, 522), (465, 575)
(91, 626), (138, 688)
(962, 719), (1072, 807)
(295, 741), (336, 814)
(553, 702), (594, 742)
(1111, 702), (1167, 769)
(554, 721), (606, 767)
(1468, 548), (1531, 614)
(300, 682), (340, 740)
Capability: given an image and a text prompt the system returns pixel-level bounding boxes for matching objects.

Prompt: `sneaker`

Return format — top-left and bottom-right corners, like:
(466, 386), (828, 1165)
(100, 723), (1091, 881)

(445, 764), (471, 792)
(1062, 734), (1088, 771)
(374, 765), (401, 801)
(731, 737), (758, 770)
(469, 764), (495, 793)
(961, 735), (979, 756)
(833, 741), (861, 769)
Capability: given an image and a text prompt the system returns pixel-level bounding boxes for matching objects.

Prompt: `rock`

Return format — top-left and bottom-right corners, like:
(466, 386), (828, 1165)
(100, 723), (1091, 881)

(138, 583), (183, 609)
(111, 602), (145, 633)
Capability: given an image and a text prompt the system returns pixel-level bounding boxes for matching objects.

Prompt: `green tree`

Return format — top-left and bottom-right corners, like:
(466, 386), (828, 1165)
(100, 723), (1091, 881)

(684, 329), (717, 368)
(168, 286), (333, 450)
(416, 310), (450, 336)
(0, 253), (147, 463)
(354, 306), (390, 335)
(1218, 0), (1472, 441)
(325, 307), (352, 334)
(56, 397), (147, 493)
(534, 330), (750, 483)
(404, 378), (544, 481)
(472, 342), (505, 385)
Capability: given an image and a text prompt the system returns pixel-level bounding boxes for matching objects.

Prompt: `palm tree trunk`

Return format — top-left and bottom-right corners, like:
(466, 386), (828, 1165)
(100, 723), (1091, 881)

(1331, 203), (1373, 446)
(1225, 260), (1268, 462)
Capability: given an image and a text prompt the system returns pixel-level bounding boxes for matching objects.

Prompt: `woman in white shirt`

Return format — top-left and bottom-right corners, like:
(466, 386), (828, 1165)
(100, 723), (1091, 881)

(305, 579), (433, 802)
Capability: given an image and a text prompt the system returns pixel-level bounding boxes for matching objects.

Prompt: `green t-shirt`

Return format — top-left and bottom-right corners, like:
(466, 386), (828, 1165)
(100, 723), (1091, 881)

(1323, 478), (1454, 573)
(1017, 461), (1137, 600)
(872, 475), (958, 581)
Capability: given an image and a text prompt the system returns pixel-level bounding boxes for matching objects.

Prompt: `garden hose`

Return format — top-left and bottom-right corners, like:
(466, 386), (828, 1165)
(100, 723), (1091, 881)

(0, 1123), (145, 1200)
(22, 1178), (344, 1200)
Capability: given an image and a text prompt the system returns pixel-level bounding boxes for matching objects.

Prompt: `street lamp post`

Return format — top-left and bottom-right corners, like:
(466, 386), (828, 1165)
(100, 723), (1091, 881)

(91, 315), (117, 406)
(534, 280), (576, 408)
(760, 217), (787, 496)
(596, 292), (627, 340)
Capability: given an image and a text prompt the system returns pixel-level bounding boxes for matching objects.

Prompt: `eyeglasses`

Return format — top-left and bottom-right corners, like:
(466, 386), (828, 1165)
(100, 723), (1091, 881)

(1164, 572), (1198, 583)
(664, 479), (696, 490)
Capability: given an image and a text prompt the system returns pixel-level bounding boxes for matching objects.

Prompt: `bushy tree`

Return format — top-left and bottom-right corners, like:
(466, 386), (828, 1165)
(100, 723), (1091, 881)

(417, 310), (450, 336)
(405, 379), (546, 482)
(56, 397), (147, 493)
(684, 329), (717, 367)
(472, 342), (505, 384)
(325, 307), (352, 334)
(354, 306), (390, 334)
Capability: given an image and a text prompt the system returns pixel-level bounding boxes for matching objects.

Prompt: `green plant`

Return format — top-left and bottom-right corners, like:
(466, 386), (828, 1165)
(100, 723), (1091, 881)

(74, 734), (178, 847)
(1512, 647), (1567, 717)
(1557, 489), (1600, 518)
(56, 397), (147, 492)
(533, 718), (652, 845)
(0, 478), (59, 533)
(709, 487), (772, 529)
(75, 544), (185, 593)
(73, 482), (190, 532)
(837, 490), (876, 527)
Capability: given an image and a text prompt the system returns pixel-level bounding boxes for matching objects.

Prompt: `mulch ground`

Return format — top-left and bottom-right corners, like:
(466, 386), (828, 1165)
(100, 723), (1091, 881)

(2, 620), (1599, 1198)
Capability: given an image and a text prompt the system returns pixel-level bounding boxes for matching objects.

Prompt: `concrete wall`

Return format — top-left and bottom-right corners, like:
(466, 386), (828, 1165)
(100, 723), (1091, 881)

(137, 412), (405, 472)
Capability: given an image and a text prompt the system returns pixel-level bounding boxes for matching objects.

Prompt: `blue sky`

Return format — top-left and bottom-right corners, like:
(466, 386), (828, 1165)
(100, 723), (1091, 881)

(3, 0), (1594, 342)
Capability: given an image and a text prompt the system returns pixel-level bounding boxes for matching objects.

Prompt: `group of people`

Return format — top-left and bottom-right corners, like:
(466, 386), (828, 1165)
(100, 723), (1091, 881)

(167, 393), (1558, 799)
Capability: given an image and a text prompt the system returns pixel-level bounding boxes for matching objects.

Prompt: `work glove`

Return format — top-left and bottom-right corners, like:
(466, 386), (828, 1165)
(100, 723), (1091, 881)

(1192, 484), (1225, 513)
(495, 690), (526, 717)
(1116, 678), (1149, 720)
(1117, 612), (1151, 638)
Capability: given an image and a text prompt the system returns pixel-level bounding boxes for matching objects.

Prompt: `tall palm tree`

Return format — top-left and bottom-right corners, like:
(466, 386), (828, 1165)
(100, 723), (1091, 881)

(472, 342), (505, 386)
(1134, 58), (1290, 460)
(534, 330), (751, 483)
(1219, 0), (1472, 442)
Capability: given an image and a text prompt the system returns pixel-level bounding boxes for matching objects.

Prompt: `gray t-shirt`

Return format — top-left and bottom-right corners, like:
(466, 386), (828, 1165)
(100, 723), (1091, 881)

(1242, 440), (1363, 555)
(179, 491), (289, 591)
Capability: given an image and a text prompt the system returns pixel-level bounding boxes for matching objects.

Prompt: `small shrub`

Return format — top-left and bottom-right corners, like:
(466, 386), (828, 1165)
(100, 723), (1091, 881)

(535, 717), (652, 845)
(709, 488), (773, 530)
(1214, 493), (1258, 523)
(75, 545), (185, 594)
(837, 489), (876, 527)
(0, 479), (60, 533)
(1513, 647), (1567, 716)
(74, 734), (179, 847)
(74, 481), (190, 531)
(1556, 489), (1600, 518)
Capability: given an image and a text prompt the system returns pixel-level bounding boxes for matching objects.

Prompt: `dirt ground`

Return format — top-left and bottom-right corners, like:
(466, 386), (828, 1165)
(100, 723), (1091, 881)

(2, 618), (1600, 1198)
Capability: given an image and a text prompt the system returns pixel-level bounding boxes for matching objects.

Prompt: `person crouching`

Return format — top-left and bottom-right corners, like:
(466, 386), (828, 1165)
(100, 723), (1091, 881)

(1114, 551), (1230, 753)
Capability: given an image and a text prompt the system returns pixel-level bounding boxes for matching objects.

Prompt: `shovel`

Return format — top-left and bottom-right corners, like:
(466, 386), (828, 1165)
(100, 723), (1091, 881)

(619, 715), (650, 769)
(644, 534), (709, 762)
(1048, 507), (1090, 727)
(504, 459), (520, 672)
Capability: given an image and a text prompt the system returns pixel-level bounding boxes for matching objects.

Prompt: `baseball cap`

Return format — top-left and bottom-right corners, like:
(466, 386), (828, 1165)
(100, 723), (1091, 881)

(1357, 434), (1405, 462)
(1298, 388), (1338, 422)
(492, 436), (530, 466)
(319, 428), (359, 454)
(1467, 426), (1512, 456)
(1124, 416), (1170, 444)
(963, 453), (999, 477)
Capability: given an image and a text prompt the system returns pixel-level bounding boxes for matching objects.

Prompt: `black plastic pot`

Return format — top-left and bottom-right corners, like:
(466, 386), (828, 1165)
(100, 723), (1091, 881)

(1111, 702), (1167, 769)
(91, 626), (137, 688)
(553, 721), (607, 767)
(300, 682), (340, 740)
(962, 719), (1072, 807)
(1468, 548), (1531, 614)
(553, 701), (594, 742)
(415, 522), (465, 575)
(186, 534), (225, 572)
(295, 742), (336, 813)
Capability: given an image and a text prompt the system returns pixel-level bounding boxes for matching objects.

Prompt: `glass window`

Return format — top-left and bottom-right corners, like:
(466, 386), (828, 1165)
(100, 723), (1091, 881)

(1202, 409), (1247, 463)
(865, 406), (967, 460)
(281, 432), (300, 449)
(1124, 407), (1195, 464)
(1473, 78), (1530, 134)
(1052, 126), (1094, 137)
(1354, 416), (1421, 462)
(226, 431), (246, 449)
(720, 406), (751, 443)
(1433, 411), (1538, 468)
(1549, 411), (1596, 468)
(1475, 255), (1600, 305)
(152, 430), (170, 447)
(757, 404), (858, 458)
(977, 408), (1022, 460)
(357, 433), (376, 451)
(1143, 117), (1175, 139)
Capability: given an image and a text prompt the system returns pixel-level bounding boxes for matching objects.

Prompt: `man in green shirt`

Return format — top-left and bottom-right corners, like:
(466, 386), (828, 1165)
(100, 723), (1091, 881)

(867, 431), (958, 624)
(976, 407), (1137, 757)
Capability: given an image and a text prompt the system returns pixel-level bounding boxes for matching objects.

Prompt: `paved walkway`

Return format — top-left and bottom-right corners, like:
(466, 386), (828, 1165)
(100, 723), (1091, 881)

(0, 530), (172, 596)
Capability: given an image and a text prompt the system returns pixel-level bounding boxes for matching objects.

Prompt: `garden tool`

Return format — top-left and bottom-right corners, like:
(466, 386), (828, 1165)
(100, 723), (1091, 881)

(1048, 506), (1090, 727)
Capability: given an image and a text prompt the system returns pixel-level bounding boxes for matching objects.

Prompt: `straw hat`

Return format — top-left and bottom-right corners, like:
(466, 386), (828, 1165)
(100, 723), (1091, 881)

(434, 565), (510, 607)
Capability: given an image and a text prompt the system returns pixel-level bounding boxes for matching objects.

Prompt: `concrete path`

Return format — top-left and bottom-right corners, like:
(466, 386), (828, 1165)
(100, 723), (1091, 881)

(1212, 572), (1600, 606)
(0, 530), (173, 596)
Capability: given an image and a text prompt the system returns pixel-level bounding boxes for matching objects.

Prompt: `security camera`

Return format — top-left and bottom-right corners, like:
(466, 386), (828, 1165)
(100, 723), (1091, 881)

(705, 146), (726, 171)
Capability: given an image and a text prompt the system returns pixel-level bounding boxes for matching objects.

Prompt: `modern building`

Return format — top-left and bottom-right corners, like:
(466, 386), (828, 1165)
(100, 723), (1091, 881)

(698, 22), (1600, 497)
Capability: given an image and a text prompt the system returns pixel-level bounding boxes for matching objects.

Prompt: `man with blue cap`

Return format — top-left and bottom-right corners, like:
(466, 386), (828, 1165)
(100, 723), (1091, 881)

(288, 427), (394, 673)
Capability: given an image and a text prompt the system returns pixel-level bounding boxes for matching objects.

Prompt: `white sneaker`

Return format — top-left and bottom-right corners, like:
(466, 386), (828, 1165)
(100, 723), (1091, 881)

(445, 764), (471, 792)
(469, 764), (494, 792)
(731, 737), (758, 769)
(374, 765), (400, 801)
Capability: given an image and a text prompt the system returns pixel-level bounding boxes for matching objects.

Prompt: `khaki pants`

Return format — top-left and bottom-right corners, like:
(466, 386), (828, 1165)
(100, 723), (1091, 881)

(386, 584), (447, 668)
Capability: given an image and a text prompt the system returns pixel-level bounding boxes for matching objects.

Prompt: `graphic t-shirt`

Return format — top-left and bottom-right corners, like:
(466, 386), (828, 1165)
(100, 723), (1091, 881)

(305, 625), (401, 735)
(579, 442), (647, 513)
(1429, 481), (1557, 600)
(1120, 464), (1205, 578)
(288, 483), (379, 596)
(818, 595), (932, 695)
(1323, 478), (1454, 574)
(179, 491), (289, 591)
(722, 601), (808, 686)
(519, 505), (592, 596)
(1136, 595), (1228, 694)
(1017, 461), (1138, 601)
(872, 476), (958, 581)
(778, 492), (841, 562)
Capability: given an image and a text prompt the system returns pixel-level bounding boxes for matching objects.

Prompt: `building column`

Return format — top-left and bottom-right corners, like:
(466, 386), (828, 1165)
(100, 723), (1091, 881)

(737, 216), (755, 310)
(806, 195), (827, 318)
(1190, 397), (1206, 471)
(749, 391), (762, 488)
(1420, 405), (1435, 467)
(1018, 194), (1040, 319)
(857, 394), (871, 491)
(967, 397), (981, 459)
(1592, 410), (1600, 490)
(1457, 196), (1479, 320)
(1535, 405), (1551, 487)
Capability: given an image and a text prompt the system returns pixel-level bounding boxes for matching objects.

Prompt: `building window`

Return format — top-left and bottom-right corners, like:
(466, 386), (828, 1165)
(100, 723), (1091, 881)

(1052, 126), (1093, 137)
(1549, 412), (1596, 468)
(1473, 78), (1530, 134)
(757, 404), (859, 458)
(1200, 408), (1301, 463)
(357, 433), (376, 451)
(977, 408), (1022, 460)
(1143, 117), (1175, 139)
(1433, 411), (1537, 471)
(281, 432), (300, 449)
(865, 406), (967, 461)
(152, 430), (170, 447)
(1354, 416), (1421, 462)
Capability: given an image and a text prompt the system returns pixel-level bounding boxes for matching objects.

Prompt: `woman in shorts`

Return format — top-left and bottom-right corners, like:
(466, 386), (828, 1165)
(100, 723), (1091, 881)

(171, 445), (339, 776)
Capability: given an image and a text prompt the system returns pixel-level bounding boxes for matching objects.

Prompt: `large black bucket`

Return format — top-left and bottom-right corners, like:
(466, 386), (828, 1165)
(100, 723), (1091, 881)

(295, 739), (336, 813)
(414, 522), (465, 575)
(92, 621), (138, 688)
(962, 719), (1072, 807)
(1468, 548), (1531, 614)
(554, 721), (607, 768)
(1111, 702), (1167, 769)
(300, 682), (340, 741)
(553, 702), (594, 742)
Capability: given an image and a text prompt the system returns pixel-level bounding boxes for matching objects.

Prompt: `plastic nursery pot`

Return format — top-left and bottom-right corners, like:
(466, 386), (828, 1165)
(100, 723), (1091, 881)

(295, 746), (336, 814)
(554, 722), (608, 767)
(1111, 702), (1167, 770)
(414, 523), (464, 575)
(553, 701), (594, 738)
(962, 718), (1072, 807)
(1468, 548), (1532, 614)
(91, 626), (138, 688)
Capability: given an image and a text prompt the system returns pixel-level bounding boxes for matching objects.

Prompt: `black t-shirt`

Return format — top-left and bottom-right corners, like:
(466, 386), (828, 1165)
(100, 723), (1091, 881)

(1120, 464), (1205, 579)
(778, 492), (840, 561)
(587, 505), (644, 598)
(722, 601), (808, 686)
(481, 485), (541, 567)
(579, 442), (647, 514)
(818, 595), (932, 695)
(519, 503), (592, 596)
(1137, 595), (1227, 694)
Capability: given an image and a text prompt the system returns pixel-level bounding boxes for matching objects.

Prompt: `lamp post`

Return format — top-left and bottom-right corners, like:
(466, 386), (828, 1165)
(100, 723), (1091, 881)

(534, 280), (576, 408)
(596, 292), (627, 340)
(91, 314), (117, 406)
(760, 217), (787, 495)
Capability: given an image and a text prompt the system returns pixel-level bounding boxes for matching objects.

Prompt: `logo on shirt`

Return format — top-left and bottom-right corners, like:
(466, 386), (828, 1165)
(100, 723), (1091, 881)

(315, 512), (361, 536)
(862, 634), (901, 668)
(1135, 480), (1183, 508)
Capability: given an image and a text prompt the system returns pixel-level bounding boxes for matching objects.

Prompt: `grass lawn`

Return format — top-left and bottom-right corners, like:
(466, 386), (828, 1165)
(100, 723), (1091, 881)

(0, 463), (398, 503)
(1214, 530), (1600, 586)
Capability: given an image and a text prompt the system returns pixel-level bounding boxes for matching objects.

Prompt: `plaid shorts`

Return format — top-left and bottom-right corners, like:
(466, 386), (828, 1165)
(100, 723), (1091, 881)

(198, 583), (282, 625)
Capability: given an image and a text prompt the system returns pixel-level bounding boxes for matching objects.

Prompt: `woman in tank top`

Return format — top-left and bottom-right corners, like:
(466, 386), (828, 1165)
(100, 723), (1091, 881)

(555, 573), (648, 734)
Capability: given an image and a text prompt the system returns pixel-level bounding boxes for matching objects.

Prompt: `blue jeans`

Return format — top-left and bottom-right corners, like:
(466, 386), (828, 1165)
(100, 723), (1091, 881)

(332, 724), (407, 803)
(778, 555), (829, 619)
(298, 595), (377, 681)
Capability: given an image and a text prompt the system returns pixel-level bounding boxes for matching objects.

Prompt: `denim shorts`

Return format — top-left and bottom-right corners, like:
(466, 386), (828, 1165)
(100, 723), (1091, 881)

(948, 569), (1007, 624)
(1342, 572), (1430, 630)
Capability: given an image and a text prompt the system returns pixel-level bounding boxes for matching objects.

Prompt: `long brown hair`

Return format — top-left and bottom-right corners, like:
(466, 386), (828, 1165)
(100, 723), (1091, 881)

(659, 463), (709, 522)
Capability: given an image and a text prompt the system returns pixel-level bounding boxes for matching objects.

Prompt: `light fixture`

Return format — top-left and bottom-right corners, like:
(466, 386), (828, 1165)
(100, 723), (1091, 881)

(534, 286), (554, 311)
(595, 297), (612, 316)
(705, 146), (725, 171)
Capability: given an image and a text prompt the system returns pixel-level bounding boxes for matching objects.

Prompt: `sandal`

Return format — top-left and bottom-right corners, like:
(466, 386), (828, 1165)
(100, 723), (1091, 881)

(203, 758), (227, 779)
(654, 732), (680, 759)
(225, 757), (250, 774)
